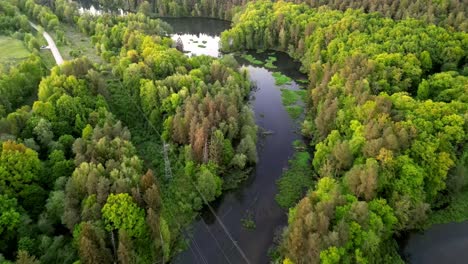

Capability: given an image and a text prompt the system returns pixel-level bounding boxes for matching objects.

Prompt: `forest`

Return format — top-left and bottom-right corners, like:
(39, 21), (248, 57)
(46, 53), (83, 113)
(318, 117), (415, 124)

(0, 0), (467, 263)
(221, 1), (467, 263)
(1, 0), (256, 262)
(74, 0), (468, 31)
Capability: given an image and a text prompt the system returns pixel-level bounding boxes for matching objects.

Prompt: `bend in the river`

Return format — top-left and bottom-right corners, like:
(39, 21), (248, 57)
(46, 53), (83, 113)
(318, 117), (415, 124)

(164, 17), (306, 264)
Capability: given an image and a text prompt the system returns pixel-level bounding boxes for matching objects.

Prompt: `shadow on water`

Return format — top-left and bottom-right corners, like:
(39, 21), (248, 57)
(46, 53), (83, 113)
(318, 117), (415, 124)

(402, 222), (468, 264)
(164, 18), (307, 264)
(161, 17), (231, 37)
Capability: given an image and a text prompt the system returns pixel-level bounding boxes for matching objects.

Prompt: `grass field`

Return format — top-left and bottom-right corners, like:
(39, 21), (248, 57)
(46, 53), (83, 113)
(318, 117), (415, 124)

(0, 36), (30, 65)
(58, 25), (103, 63)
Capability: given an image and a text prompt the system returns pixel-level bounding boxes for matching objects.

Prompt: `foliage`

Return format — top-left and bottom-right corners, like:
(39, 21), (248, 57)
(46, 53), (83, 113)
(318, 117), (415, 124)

(102, 193), (146, 238)
(76, 0), (467, 31)
(0, 3), (258, 262)
(264, 56), (277, 69)
(280, 89), (300, 106)
(222, 1), (468, 262)
(285, 106), (303, 120)
(241, 213), (256, 230)
(272, 72), (292, 86)
(0, 55), (43, 115)
(275, 151), (313, 208)
(241, 54), (263, 65)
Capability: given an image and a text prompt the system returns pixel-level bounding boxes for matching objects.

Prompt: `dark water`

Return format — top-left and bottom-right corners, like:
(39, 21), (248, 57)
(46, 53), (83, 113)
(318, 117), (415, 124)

(403, 222), (468, 263)
(73, 3), (468, 261)
(163, 18), (305, 264)
(162, 18), (230, 57)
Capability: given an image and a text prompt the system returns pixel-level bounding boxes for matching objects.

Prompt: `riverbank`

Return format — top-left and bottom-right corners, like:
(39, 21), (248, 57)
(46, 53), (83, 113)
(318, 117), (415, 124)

(160, 17), (308, 264)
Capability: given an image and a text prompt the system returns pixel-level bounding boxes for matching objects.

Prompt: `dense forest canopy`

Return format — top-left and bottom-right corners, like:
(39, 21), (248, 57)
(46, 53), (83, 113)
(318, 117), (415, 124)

(221, 1), (467, 263)
(68, 0), (468, 31)
(0, 0), (467, 263)
(0, 0), (256, 262)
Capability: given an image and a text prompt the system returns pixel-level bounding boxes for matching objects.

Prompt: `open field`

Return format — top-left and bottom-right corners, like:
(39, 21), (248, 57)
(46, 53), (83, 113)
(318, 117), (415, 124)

(0, 36), (30, 65)
(58, 25), (103, 63)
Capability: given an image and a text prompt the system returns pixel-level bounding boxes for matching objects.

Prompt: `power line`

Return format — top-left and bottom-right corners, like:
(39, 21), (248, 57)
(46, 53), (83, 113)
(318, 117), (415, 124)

(113, 81), (209, 264)
(190, 181), (251, 264)
(201, 220), (233, 264)
(191, 235), (209, 264)
(115, 80), (250, 263)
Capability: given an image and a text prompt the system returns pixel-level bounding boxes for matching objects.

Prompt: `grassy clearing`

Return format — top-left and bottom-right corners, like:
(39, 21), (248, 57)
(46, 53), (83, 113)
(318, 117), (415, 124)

(0, 36), (30, 65)
(276, 151), (314, 208)
(58, 25), (103, 63)
(264, 56), (277, 69)
(286, 105), (303, 119)
(272, 72), (292, 85)
(241, 54), (263, 65)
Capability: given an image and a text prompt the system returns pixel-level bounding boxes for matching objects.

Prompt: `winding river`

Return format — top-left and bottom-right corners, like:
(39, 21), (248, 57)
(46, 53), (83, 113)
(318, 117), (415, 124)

(164, 18), (306, 264)
(165, 17), (468, 264)
(71, 4), (468, 261)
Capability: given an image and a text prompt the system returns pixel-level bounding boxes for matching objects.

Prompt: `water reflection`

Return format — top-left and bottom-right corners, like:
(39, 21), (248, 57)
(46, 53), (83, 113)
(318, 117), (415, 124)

(162, 17), (231, 37)
(78, 5), (102, 15)
(404, 221), (468, 264)
(78, 5), (127, 16)
(163, 18), (307, 264)
(162, 18), (230, 57)
(171, 33), (221, 57)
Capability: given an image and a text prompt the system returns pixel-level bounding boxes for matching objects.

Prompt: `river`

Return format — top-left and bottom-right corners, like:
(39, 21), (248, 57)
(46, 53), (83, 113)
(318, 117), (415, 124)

(163, 17), (306, 264)
(402, 221), (468, 263)
(71, 3), (468, 261)
(165, 17), (468, 264)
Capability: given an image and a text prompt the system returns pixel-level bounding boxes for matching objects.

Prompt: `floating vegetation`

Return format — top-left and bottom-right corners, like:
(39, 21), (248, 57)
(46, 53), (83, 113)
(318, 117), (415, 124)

(293, 139), (307, 150)
(280, 87), (305, 119)
(296, 79), (308, 84)
(276, 151), (313, 208)
(295, 90), (307, 102)
(265, 56), (277, 69)
(241, 54), (263, 65)
(272, 72), (292, 85)
(202, 40), (207, 44)
(286, 105), (303, 119)
(241, 211), (256, 230)
(280, 89), (300, 106)
(198, 44), (207, 48)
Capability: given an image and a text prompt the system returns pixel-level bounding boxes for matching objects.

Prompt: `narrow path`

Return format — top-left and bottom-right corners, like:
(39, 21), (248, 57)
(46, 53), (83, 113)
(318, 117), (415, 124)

(29, 21), (64, 65)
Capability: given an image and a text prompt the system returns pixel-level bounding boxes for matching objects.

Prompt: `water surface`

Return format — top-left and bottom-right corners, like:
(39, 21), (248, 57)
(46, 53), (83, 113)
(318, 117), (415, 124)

(162, 17), (230, 57)
(403, 221), (468, 263)
(165, 18), (306, 264)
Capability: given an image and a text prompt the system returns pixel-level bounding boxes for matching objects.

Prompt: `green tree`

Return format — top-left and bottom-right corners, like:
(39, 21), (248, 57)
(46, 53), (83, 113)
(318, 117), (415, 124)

(0, 141), (42, 198)
(101, 193), (146, 238)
